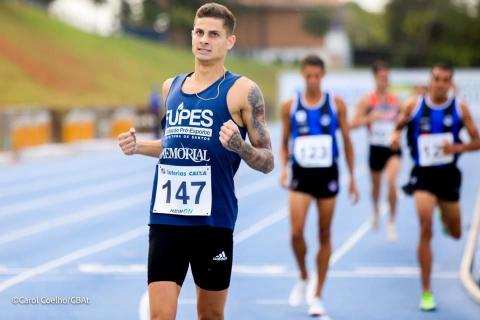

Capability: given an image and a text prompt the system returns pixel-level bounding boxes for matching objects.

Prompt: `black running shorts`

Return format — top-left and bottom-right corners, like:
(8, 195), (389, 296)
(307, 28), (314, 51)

(368, 145), (402, 172)
(402, 164), (462, 202)
(289, 163), (339, 199)
(148, 224), (233, 291)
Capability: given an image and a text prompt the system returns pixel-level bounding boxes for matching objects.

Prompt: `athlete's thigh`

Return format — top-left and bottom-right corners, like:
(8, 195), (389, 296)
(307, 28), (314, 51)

(196, 286), (228, 320)
(438, 200), (461, 234)
(148, 281), (181, 320)
(289, 191), (312, 233)
(385, 155), (401, 183)
(370, 170), (382, 187)
(414, 191), (437, 222)
(315, 197), (336, 231)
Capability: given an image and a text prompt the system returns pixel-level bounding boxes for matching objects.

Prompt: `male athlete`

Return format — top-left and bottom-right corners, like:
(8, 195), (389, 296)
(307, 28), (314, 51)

(118, 3), (274, 319)
(391, 62), (480, 311)
(280, 55), (358, 317)
(350, 60), (401, 240)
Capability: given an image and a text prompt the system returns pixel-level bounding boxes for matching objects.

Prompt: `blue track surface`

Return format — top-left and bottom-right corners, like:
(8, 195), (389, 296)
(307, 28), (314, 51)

(1, 124), (479, 319)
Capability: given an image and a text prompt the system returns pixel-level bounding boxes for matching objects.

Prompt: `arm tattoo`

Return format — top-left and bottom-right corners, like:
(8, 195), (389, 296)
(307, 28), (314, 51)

(234, 84), (274, 173)
(248, 85), (270, 148)
(227, 131), (244, 153)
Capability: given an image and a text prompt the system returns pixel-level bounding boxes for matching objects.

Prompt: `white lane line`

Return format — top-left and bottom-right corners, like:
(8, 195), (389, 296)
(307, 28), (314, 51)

(0, 175), (150, 219)
(329, 202), (388, 266)
(0, 165), (149, 200)
(460, 185), (480, 303)
(69, 263), (458, 280)
(234, 208), (288, 244)
(79, 264), (146, 274)
(236, 175), (278, 199)
(0, 193), (149, 245)
(0, 157), (115, 188)
(0, 226), (147, 293)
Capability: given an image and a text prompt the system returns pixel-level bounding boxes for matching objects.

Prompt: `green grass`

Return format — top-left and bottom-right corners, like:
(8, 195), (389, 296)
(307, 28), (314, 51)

(0, 2), (279, 110)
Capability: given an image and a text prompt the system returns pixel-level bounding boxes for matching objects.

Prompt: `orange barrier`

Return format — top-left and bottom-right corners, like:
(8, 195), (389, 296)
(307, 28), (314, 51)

(110, 108), (135, 138)
(62, 110), (96, 143)
(11, 112), (52, 150)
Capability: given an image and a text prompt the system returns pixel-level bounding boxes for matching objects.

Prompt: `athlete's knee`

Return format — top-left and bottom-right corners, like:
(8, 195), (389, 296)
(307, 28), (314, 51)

(150, 308), (175, 320)
(319, 227), (331, 245)
(291, 229), (305, 243)
(419, 222), (433, 240)
(198, 309), (224, 320)
(387, 177), (397, 190)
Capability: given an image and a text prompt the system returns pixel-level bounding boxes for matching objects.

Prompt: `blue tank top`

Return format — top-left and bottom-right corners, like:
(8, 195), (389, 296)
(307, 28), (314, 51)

(407, 95), (463, 167)
(290, 92), (339, 167)
(149, 71), (246, 230)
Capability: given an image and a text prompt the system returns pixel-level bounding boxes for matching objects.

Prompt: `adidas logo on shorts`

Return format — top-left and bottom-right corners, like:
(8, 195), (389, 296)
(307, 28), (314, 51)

(213, 251), (228, 261)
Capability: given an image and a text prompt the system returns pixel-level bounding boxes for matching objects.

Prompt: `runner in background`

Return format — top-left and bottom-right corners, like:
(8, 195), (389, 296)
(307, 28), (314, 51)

(280, 54), (359, 317)
(390, 62), (480, 311)
(350, 60), (401, 240)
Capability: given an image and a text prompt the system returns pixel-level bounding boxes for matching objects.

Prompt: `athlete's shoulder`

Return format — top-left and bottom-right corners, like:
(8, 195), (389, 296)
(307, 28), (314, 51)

(230, 76), (258, 94)
(403, 95), (421, 111)
(228, 76), (264, 108)
(162, 77), (175, 97)
(281, 98), (295, 116)
(332, 94), (347, 110)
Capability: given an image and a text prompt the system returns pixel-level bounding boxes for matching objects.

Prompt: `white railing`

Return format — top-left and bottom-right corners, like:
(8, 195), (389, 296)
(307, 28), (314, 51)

(460, 187), (480, 304)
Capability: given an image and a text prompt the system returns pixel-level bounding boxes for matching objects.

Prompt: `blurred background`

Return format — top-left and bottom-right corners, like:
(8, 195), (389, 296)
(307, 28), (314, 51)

(0, 1), (479, 319)
(1, 0), (479, 159)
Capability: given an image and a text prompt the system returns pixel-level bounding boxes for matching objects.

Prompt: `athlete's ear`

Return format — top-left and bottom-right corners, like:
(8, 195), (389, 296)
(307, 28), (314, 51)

(226, 34), (236, 51)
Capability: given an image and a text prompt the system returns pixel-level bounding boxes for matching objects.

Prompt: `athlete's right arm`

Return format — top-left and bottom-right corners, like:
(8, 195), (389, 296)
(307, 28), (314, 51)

(390, 96), (417, 150)
(279, 99), (293, 188)
(350, 96), (370, 128)
(349, 96), (382, 129)
(117, 78), (173, 158)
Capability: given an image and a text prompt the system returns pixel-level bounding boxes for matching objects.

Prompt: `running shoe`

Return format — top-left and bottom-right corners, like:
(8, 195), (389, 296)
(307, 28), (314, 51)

(288, 279), (308, 306)
(387, 221), (398, 241)
(419, 291), (437, 311)
(308, 297), (326, 317)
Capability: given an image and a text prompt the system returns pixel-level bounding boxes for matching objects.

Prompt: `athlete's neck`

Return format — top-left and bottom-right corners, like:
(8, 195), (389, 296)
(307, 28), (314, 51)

(428, 92), (449, 105)
(305, 89), (322, 104)
(375, 87), (388, 95)
(192, 61), (226, 85)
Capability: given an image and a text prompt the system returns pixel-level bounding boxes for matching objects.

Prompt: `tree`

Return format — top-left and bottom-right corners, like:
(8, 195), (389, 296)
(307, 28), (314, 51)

(385, 0), (480, 66)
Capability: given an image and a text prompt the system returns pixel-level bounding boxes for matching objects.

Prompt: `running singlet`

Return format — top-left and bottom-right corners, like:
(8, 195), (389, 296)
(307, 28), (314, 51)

(290, 92), (339, 168)
(406, 95), (463, 167)
(149, 71), (246, 230)
(367, 92), (400, 147)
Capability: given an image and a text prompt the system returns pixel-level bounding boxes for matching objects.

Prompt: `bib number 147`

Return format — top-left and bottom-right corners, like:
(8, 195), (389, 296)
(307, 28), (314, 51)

(153, 164), (212, 216)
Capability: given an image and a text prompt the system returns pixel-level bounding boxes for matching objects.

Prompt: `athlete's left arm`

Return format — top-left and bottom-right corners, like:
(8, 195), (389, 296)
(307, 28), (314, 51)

(219, 80), (274, 174)
(444, 102), (480, 154)
(336, 97), (359, 203)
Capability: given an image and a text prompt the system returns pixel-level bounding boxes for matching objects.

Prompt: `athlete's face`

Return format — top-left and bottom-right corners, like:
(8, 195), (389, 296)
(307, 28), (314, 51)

(374, 68), (389, 92)
(430, 67), (453, 98)
(302, 65), (324, 93)
(192, 17), (235, 63)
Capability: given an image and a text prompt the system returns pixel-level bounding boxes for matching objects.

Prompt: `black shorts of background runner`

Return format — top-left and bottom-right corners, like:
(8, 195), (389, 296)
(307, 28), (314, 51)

(289, 163), (339, 199)
(368, 145), (402, 172)
(402, 164), (462, 202)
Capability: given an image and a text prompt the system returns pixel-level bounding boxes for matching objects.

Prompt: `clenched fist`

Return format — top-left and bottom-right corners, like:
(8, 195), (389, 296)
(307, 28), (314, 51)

(118, 127), (137, 155)
(219, 120), (244, 153)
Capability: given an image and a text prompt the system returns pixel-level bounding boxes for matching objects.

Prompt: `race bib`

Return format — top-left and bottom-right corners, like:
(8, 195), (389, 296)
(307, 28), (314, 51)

(369, 121), (395, 147)
(418, 133), (454, 167)
(153, 164), (212, 216)
(294, 135), (333, 168)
